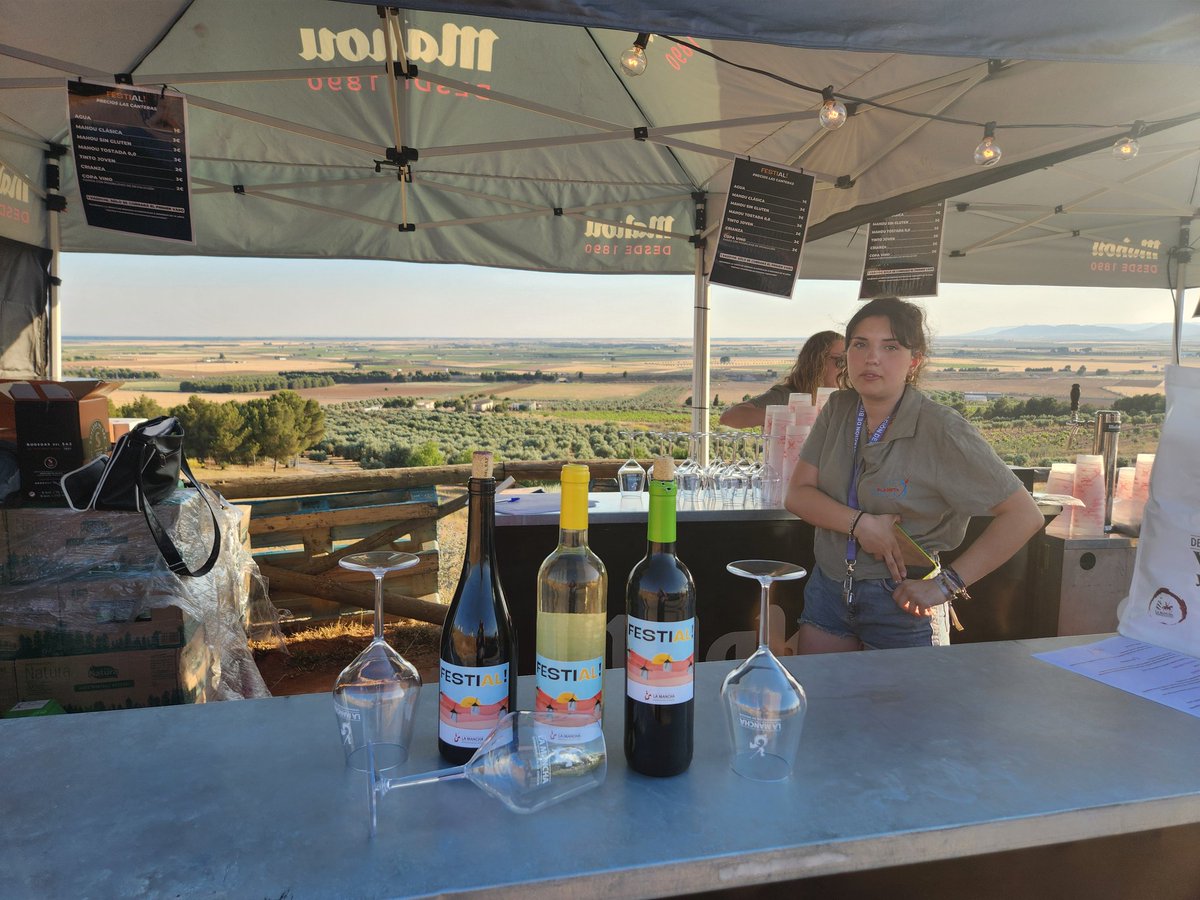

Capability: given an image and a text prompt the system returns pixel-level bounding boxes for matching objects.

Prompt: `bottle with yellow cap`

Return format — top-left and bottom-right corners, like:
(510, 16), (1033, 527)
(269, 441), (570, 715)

(534, 463), (608, 738)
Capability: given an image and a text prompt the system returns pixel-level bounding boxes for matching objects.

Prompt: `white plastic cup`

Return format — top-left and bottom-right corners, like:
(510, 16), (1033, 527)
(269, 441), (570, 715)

(815, 387), (836, 410)
(1071, 454), (1106, 537)
(1044, 462), (1075, 536)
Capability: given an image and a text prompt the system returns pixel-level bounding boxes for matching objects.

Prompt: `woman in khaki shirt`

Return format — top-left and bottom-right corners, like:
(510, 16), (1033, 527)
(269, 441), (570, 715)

(785, 298), (1044, 651)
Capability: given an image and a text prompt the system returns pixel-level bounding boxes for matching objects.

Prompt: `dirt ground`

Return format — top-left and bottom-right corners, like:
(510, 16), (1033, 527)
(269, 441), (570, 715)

(251, 506), (467, 697)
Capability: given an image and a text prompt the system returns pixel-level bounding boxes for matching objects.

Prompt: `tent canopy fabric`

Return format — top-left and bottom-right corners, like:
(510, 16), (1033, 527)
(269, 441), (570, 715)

(1, 0), (1198, 287)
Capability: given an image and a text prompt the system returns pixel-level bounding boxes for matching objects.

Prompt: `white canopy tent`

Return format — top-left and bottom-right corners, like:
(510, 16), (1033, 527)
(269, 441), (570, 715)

(1, 0), (1198, 450)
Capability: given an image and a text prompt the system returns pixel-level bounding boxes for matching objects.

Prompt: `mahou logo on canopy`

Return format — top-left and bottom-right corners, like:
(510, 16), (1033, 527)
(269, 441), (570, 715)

(0, 162), (30, 205)
(298, 22), (499, 72)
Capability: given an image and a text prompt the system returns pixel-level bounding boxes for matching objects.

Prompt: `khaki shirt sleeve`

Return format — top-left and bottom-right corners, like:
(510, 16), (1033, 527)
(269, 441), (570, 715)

(746, 384), (790, 409)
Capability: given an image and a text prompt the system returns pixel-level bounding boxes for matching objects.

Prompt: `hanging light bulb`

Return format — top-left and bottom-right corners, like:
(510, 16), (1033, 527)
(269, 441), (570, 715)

(620, 33), (650, 76)
(1112, 120), (1145, 160)
(973, 122), (1002, 167)
(818, 86), (847, 130)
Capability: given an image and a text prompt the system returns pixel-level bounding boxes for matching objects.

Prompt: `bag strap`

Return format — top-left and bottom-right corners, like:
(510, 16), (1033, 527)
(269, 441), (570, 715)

(137, 446), (222, 578)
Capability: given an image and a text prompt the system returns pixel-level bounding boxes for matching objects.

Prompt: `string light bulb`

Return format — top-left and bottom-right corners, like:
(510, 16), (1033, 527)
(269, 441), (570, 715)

(1112, 120), (1145, 160)
(620, 33), (650, 76)
(973, 122), (1002, 167)
(818, 86), (847, 130)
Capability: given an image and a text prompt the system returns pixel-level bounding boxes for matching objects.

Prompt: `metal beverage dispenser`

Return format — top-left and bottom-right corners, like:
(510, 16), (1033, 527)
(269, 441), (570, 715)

(1091, 410), (1121, 528)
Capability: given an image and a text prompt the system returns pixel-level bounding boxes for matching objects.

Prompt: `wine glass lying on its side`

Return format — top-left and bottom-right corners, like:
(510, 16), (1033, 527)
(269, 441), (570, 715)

(365, 710), (607, 836)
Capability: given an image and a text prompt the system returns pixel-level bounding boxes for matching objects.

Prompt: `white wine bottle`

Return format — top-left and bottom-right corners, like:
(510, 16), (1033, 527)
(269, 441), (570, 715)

(438, 451), (518, 765)
(535, 463), (608, 740)
(624, 456), (696, 777)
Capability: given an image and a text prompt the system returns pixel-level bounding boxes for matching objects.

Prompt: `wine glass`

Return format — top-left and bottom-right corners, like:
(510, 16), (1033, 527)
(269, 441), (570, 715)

(333, 550), (422, 773)
(721, 560), (809, 781)
(618, 429), (646, 497)
(366, 710), (607, 835)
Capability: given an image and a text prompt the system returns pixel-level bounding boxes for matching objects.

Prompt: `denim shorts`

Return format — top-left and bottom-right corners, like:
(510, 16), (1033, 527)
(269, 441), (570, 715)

(800, 566), (935, 650)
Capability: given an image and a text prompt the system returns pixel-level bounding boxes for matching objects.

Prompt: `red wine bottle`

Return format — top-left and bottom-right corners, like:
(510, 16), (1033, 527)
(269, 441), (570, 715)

(438, 451), (518, 765)
(624, 457), (696, 777)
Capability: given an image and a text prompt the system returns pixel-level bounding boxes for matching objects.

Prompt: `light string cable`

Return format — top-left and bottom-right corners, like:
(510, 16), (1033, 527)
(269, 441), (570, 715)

(656, 34), (1200, 139)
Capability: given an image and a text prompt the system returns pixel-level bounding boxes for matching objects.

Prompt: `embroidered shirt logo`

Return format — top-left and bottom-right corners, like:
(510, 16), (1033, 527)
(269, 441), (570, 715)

(875, 478), (909, 498)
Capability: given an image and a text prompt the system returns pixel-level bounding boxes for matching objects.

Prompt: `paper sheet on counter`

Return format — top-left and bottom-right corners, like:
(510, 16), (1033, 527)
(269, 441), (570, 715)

(494, 494), (597, 516)
(1034, 635), (1200, 718)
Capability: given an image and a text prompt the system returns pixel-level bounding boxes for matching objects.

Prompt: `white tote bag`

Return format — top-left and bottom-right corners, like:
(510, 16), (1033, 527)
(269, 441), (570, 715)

(1117, 365), (1200, 656)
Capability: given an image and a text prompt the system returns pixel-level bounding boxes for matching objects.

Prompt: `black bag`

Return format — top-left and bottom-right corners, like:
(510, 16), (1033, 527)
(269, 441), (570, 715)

(60, 416), (222, 577)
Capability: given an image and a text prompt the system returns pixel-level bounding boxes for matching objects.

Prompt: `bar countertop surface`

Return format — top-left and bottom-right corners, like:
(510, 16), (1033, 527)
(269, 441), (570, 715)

(3, 635), (1198, 899)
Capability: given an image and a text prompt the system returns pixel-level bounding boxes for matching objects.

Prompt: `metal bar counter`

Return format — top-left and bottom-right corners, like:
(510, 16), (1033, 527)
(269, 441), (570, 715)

(4, 636), (1200, 898)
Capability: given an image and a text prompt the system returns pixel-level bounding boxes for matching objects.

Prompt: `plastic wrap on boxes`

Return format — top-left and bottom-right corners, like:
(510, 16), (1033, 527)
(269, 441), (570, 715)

(0, 487), (282, 706)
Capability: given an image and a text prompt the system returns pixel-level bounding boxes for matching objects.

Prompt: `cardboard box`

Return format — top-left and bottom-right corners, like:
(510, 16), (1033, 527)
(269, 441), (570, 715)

(0, 660), (17, 714)
(0, 604), (200, 662)
(0, 488), (207, 585)
(0, 379), (118, 503)
(12, 623), (212, 714)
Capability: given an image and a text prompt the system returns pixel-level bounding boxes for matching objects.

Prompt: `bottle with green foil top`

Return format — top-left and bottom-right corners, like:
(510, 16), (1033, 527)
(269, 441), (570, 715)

(535, 464), (608, 740)
(624, 456), (696, 777)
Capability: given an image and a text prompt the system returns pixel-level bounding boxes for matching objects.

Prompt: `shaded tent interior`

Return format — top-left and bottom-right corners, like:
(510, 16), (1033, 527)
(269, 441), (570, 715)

(1, 0), (1197, 423)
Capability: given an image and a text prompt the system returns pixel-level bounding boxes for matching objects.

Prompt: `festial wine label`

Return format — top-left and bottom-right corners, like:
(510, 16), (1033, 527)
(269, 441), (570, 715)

(439, 660), (511, 749)
(535, 654), (604, 741)
(625, 615), (695, 704)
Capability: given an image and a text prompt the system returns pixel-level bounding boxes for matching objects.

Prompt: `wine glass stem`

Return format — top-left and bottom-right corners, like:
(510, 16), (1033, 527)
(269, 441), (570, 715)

(758, 581), (771, 650)
(382, 765), (468, 791)
(373, 572), (385, 641)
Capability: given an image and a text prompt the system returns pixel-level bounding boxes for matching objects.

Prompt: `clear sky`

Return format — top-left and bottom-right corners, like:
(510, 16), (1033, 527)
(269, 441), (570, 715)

(57, 253), (1190, 340)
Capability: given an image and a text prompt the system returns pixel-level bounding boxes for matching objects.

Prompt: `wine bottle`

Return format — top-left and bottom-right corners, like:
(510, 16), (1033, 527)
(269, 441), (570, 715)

(624, 456), (696, 777)
(439, 451), (518, 765)
(535, 463), (608, 740)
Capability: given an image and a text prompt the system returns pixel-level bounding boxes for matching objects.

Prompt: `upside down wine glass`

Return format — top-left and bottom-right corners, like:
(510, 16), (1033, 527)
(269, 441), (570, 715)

(618, 430), (647, 497)
(366, 710), (607, 836)
(333, 550), (422, 773)
(721, 560), (809, 781)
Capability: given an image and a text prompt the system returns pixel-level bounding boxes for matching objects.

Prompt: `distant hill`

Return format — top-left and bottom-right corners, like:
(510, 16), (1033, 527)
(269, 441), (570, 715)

(951, 323), (1200, 342)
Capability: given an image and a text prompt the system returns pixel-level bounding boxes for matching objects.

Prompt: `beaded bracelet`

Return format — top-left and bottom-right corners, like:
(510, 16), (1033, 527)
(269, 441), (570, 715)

(848, 509), (866, 539)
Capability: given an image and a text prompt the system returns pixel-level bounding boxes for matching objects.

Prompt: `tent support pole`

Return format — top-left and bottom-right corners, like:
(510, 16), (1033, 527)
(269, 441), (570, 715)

(1173, 217), (1192, 366)
(691, 238), (710, 467)
(48, 201), (61, 380)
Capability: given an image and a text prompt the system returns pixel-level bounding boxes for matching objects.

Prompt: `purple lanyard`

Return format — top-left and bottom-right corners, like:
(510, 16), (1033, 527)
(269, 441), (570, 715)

(845, 399), (898, 565)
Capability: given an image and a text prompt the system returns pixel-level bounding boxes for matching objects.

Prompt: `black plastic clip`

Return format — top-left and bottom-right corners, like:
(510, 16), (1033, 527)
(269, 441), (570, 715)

(949, 249), (966, 258)
(956, 202), (970, 212)
(45, 195), (67, 213)
(835, 175), (855, 189)
(553, 207), (563, 216)
(46, 143), (67, 159)
(1054, 205), (1064, 214)
(633, 127), (648, 142)
(49, 275), (63, 287)
(44, 162), (60, 191)
(386, 146), (419, 165)
(115, 73), (133, 85)
(397, 223), (416, 233)
(233, 184), (245, 195)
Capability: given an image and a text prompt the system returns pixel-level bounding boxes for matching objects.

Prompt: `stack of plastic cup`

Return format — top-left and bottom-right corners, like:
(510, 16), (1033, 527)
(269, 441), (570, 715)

(789, 394), (818, 429)
(1131, 453), (1155, 528)
(782, 423), (811, 495)
(1111, 466), (1135, 533)
(1043, 462), (1075, 537)
(1070, 454), (1106, 537)
(815, 386), (836, 410)
(762, 405), (790, 506)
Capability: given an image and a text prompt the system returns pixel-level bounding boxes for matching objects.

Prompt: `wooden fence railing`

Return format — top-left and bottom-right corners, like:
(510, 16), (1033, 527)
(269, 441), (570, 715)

(211, 459), (652, 627)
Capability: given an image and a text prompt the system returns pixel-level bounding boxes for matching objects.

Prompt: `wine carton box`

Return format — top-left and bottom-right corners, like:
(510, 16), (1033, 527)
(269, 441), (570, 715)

(0, 379), (119, 503)
(0, 488), (205, 585)
(0, 660), (17, 715)
(12, 623), (212, 714)
(0, 604), (200, 662)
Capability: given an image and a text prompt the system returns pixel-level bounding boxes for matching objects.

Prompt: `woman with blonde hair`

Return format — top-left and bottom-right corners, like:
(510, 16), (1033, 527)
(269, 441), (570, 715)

(719, 330), (844, 429)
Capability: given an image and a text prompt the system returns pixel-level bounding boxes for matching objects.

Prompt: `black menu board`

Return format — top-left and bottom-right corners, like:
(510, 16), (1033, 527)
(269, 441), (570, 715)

(709, 158), (813, 298)
(67, 81), (193, 243)
(858, 202), (945, 299)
